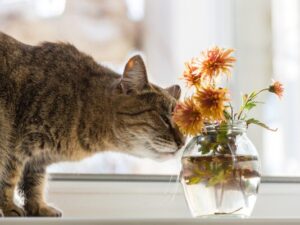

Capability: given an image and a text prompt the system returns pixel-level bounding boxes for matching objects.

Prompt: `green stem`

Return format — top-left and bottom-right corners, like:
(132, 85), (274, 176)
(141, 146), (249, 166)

(249, 88), (269, 99)
(229, 103), (234, 123)
(237, 88), (269, 120)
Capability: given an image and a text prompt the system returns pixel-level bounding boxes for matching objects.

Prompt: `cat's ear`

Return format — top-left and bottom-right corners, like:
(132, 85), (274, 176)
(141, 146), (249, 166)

(122, 55), (149, 93)
(165, 85), (181, 100)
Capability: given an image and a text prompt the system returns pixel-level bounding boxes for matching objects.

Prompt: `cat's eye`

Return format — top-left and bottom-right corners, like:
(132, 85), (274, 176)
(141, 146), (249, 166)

(117, 108), (154, 116)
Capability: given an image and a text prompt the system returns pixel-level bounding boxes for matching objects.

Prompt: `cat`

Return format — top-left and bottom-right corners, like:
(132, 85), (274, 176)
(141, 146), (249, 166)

(0, 32), (185, 217)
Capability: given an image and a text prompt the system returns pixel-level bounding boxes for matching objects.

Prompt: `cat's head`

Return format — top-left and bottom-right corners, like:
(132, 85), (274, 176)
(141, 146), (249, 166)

(114, 55), (185, 160)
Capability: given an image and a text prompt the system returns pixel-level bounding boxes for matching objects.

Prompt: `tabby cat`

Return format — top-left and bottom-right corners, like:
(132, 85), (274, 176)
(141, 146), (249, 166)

(0, 32), (185, 217)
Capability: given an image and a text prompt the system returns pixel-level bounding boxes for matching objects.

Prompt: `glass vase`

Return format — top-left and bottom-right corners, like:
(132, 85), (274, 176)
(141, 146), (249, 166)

(181, 120), (261, 218)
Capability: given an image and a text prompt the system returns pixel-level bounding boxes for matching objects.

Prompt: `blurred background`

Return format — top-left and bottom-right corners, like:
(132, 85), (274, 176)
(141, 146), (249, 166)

(0, 0), (298, 176)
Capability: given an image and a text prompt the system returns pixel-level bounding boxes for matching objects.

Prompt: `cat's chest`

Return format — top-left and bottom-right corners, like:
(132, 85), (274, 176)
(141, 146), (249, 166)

(59, 127), (98, 161)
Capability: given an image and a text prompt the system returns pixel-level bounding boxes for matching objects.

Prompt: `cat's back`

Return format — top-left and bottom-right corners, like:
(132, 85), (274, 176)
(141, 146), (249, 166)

(0, 32), (25, 51)
(0, 33), (120, 105)
(0, 32), (91, 80)
(31, 41), (97, 80)
(0, 32), (119, 82)
(0, 32), (31, 75)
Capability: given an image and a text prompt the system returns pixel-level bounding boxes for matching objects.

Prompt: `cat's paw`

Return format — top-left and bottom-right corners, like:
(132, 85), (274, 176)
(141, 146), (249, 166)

(2, 204), (26, 217)
(25, 204), (62, 217)
(0, 209), (4, 217)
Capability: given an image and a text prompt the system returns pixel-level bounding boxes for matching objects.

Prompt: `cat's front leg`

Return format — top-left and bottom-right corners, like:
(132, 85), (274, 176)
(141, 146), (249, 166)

(25, 202), (62, 217)
(0, 154), (27, 217)
(19, 156), (62, 217)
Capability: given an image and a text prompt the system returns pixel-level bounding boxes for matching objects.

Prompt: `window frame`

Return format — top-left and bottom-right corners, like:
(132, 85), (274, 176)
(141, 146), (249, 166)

(49, 173), (300, 184)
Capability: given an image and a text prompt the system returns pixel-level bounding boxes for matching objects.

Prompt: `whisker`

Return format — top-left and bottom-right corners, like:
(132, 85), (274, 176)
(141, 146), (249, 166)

(165, 152), (184, 202)
(153, 143), (174, 149)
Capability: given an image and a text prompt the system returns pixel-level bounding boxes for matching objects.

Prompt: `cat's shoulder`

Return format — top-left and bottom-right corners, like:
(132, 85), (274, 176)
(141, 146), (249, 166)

(0, 32), (15, 42)
(36, 41), (93, 65)
(0, 32), (23, 48)
(38, 41), (78, 53)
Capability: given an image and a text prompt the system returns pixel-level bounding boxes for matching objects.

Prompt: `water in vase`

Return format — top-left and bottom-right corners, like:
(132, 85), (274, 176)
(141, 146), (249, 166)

(181, 155), (261, 217)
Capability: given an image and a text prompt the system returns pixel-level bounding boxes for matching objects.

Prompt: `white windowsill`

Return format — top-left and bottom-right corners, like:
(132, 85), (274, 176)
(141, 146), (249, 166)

(1, 218), (300, 225)
(1, 174), (300, 225)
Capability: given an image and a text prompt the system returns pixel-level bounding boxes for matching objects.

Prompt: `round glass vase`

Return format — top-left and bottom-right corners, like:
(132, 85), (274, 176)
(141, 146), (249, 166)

(181, 120), (261, 218)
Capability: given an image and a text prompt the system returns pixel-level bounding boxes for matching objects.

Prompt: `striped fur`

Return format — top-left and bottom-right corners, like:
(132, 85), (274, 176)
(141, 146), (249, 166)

(0, 33), (185, 217)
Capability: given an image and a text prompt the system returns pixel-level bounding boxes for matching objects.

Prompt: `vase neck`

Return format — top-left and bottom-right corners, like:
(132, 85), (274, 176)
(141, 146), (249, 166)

(205, 120), (247, 134)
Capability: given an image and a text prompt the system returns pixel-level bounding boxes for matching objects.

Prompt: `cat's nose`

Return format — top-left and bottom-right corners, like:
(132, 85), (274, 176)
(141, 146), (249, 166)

(176, 140), (184, 149)
(174, 131), (186, 149)
(171, 123), (186, 150)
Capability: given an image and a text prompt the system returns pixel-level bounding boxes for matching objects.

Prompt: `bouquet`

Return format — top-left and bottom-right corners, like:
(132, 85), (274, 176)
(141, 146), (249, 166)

(172, 46), (284, 136)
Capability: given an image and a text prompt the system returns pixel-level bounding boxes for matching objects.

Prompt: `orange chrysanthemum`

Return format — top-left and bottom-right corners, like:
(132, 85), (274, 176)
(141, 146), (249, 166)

(172, 98), (204, 136)
(200, 46), (236, 80)
(269, 81), (284, 99)
(182, 57), (202, 88)
(194, 87), (229, 121)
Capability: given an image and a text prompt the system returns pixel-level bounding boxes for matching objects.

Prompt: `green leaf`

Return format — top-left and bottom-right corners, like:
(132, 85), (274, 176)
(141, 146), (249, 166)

(198, 144), (210, 154)
(242, 94), (248, 105)
(246, 118), (278, 132)
(198, 141), (220, 154)
(187, 176), (202, 185)
(252, 101), (264, 105)
(217, 132), (227, 143)
(223, 110), (231, 120)
(248, 91), (257, 100)
(244, 101), (256, 110)
(207, 170), (225, 186)
(216, 123), (228, 143)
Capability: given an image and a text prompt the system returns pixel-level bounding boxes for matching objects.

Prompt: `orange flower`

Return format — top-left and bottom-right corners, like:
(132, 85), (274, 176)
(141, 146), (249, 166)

(194, 87), (229, 121)
(172, 98), (204, 136)
(269, 81), (284, 99)
(182, 57), (202, 88)
(200, 46), (236, 81)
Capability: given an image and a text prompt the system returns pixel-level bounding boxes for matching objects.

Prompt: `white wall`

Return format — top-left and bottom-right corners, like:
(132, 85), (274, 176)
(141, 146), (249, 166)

(144, 0), (273, 172)
(232, 0), (272, 163)
(144, 0), (234, 88)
